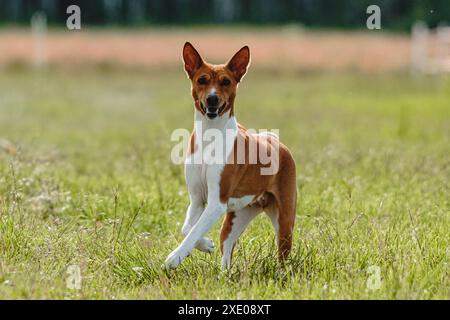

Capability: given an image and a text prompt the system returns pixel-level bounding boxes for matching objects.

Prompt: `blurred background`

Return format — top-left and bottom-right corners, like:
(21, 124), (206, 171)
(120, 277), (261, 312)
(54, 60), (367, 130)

(0, 0), (449, 72)
(0, 0), (449, 27)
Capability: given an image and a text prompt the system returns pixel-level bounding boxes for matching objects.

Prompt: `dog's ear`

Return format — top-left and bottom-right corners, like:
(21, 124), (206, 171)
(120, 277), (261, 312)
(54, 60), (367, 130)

(183, 42), (204, 79)
(226, 46), (251, 83)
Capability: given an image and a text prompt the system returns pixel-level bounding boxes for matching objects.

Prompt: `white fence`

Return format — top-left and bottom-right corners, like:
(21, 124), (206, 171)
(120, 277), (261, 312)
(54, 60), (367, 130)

(31, 12), (48, 69)
(411, 21), (450, 74)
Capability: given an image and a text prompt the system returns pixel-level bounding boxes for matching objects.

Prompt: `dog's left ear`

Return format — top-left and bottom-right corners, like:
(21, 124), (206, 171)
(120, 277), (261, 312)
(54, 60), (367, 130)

(226, 46), (251, 83)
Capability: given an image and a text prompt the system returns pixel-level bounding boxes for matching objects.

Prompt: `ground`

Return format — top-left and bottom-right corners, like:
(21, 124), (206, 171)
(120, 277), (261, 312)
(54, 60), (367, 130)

(0, 67), (449, 299)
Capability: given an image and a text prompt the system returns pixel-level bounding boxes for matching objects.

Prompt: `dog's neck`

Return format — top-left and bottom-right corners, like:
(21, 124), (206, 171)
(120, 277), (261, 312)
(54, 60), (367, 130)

(193, 110), (238, 163)
(194, 110), (237, 133)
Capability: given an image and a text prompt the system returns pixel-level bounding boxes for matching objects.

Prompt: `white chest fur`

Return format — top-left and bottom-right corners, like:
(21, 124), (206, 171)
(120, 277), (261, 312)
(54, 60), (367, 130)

(185, 110), (238, 205)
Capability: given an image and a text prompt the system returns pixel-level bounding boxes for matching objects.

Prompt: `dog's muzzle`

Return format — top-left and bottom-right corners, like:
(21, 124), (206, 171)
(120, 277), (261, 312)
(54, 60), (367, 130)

(202, 102), (225, 120)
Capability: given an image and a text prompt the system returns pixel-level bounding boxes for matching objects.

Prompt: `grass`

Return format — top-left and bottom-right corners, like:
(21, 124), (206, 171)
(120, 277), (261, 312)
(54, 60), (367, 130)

(0, 67), (449, 299)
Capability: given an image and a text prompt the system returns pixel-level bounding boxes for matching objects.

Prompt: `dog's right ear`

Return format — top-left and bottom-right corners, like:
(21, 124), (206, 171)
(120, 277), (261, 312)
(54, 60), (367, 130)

(226, 46), (250, 83)
(183, 42), (204, 79)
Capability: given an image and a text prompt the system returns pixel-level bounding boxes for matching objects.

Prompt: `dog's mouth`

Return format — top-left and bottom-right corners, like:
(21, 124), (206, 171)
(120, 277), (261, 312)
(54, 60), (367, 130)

(201, 102), (226, 120)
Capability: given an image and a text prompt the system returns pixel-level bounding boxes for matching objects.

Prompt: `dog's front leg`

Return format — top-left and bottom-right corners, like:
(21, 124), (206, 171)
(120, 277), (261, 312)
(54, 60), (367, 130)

(164, 201), (226, 269)
(181, 200), (215, 253)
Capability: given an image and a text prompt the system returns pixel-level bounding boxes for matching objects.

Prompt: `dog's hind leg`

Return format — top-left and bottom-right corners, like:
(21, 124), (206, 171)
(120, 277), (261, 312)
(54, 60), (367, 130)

(220, 205), (262, 270)
(271, 197), (295, 260)
(269, 153), (297, 261)
(264, 196), (279, 242)
(273, 179), (297, 261)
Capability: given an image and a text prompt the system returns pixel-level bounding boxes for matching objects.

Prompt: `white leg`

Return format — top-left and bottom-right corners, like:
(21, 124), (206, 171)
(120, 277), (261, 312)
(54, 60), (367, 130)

(165, 163), (228, 269)
(221, 205), (262, 270)
(265, 202), (279, 244)
(181, 201), (215, 253)
(165, 202), (226, 269)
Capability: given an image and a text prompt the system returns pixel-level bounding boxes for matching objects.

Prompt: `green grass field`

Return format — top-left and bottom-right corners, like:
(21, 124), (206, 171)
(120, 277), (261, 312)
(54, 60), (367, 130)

(0, 68), (449, 299)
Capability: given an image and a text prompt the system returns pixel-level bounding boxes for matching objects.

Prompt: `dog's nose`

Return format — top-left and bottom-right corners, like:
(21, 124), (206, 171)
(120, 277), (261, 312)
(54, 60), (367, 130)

(206, 94), (219, 107)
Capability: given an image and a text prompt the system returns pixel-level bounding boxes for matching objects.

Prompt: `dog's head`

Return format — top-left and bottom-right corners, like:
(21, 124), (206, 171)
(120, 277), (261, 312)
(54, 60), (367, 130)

(182, 42), (250, 120)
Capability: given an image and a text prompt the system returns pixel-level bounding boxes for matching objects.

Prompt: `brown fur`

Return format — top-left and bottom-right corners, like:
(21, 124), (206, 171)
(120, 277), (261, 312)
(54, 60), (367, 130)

(219, 128), (297, 260)
(219, 211), (236, 253)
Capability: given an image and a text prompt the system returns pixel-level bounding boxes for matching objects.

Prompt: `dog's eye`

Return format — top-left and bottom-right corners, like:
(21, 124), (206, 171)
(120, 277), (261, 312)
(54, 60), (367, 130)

(197, 77), (208, 85)
(221, 78), (231, 86)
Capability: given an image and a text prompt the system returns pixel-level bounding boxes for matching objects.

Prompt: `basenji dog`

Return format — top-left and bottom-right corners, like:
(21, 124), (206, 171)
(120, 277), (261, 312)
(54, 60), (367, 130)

(164, 42), (297, 269)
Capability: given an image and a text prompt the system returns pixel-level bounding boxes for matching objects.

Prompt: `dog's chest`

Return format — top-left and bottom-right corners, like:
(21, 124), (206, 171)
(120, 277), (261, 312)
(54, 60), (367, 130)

(184, 114), (255, 211)
(184, 161), (210, 202)
(186, 163), (254, 211)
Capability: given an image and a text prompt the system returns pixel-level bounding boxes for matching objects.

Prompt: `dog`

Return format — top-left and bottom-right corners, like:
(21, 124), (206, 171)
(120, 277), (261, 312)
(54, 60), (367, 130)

(164, 42), (297, 269)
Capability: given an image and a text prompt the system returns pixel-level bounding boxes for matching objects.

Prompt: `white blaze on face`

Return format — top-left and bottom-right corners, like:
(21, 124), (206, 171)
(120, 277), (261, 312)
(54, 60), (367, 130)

(209, 87), (217, 96)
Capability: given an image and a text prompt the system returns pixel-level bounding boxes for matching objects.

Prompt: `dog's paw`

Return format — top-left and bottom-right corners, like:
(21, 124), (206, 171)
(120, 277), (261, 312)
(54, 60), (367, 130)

(164, 249), (188, 269)
(195, 238), (215, 253)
